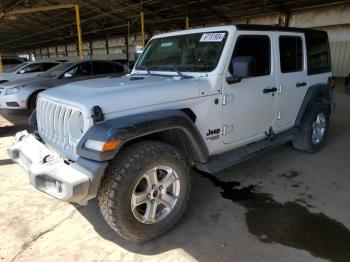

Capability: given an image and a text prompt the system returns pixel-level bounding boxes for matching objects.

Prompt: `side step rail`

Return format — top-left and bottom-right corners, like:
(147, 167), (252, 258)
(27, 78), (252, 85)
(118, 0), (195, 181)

(196, 127), (299, 174)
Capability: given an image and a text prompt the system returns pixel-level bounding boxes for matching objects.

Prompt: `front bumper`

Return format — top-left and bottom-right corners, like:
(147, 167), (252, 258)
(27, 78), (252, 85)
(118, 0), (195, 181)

(8, 131), (94, 204)
(0, 93), (27, 109)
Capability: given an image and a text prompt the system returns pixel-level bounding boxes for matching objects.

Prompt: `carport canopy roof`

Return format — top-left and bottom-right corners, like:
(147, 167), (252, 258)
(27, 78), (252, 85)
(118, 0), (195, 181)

(0, 0), (345, 52)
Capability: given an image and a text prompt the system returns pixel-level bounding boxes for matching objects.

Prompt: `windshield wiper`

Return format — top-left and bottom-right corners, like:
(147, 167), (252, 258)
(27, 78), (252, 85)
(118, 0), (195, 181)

(163, 65), (192, 79)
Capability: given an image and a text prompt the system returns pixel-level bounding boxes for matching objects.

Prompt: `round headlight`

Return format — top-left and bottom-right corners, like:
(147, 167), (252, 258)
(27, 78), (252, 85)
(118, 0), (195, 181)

(69, 111), (85, 141)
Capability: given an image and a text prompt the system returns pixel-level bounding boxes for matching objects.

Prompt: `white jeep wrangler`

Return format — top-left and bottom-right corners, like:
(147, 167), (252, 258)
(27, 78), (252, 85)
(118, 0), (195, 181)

(9, 25), (335, 242)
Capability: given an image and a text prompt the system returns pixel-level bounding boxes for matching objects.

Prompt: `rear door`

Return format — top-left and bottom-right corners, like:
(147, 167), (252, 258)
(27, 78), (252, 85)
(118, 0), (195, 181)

(275, 32), (307, 131)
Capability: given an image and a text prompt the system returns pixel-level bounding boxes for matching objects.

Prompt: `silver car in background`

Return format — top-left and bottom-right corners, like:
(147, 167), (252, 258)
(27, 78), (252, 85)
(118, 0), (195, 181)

(0, 60), (127, 110)
(0, 61), (60, 84)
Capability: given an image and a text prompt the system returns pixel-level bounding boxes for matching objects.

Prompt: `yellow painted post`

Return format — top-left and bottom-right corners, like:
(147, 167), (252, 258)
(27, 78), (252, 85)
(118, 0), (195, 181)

(185, 17), (189, 29)
(75, 4), (84, 59)
(0, 53), (3, 73)
(141, 10), (145, 48)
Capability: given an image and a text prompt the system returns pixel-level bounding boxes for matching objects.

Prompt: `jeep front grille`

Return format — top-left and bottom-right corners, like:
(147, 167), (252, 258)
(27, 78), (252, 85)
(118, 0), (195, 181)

(36, 97), (77, 153)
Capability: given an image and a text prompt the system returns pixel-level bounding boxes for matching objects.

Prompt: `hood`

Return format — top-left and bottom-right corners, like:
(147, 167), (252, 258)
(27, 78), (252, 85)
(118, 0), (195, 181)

(41, 75), (208, 118)
(0, 72), (42, 82)
(0, 72), (15, 82)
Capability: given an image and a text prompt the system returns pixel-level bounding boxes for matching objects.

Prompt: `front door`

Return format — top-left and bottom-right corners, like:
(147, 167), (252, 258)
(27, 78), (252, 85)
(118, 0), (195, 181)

(222, 32), (277, 145)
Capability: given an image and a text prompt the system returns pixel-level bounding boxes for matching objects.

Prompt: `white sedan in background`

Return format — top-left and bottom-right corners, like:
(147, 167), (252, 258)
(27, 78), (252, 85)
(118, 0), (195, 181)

(0, 61), (60, 84)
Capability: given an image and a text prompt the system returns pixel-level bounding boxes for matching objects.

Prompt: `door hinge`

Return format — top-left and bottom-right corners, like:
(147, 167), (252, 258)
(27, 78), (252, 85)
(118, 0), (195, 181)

(278, 85), (283, 94)
(277, 111), (281, 120)
(222, 94), (234, 105)
(223, 124), (234, 135)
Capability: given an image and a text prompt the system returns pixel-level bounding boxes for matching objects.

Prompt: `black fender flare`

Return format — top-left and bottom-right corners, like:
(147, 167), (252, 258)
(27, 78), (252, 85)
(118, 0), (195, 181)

(295, 83), (335, 126)
(76, 110), (209, 163)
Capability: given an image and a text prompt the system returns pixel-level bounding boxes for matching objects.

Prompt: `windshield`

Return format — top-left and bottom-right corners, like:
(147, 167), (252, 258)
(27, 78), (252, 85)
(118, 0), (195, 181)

(135, 31), (227, 73)
(40, 62), (74, 78)
(4, 62), (28, 73)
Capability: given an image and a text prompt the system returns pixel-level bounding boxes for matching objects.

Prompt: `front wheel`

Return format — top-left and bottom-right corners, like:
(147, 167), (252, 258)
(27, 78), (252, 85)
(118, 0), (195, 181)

(98, 141), (191, 242)
(292, 103), (330, 153)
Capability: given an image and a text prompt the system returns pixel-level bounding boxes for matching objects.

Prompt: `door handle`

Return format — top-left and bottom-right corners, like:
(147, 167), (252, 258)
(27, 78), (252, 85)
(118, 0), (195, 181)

(296, 82), (307, 87)
(263, 87), (278, 94)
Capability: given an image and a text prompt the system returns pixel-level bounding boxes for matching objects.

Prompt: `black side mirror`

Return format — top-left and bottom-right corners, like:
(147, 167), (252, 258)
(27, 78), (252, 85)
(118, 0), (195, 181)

(226, 56), (254, 84)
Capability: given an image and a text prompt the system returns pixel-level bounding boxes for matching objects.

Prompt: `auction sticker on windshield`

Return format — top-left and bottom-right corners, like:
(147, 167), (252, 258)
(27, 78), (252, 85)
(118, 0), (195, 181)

(200, 33), (225, 42)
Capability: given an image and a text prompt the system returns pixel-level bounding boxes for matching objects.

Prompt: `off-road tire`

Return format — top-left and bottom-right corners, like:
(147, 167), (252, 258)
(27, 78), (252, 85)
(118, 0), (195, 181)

(292, 103), (329, 153)
(98, 140), (191, 242)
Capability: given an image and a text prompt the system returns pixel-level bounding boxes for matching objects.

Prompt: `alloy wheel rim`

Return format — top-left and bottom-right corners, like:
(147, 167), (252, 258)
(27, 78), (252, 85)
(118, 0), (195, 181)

(131, 166), (180, 224)
(312, 112), (326, 145)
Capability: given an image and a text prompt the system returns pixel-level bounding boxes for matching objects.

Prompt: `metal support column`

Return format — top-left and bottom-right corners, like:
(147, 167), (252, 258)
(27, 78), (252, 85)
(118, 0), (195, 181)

(0, 53), (3, 73)
(185, 17), (189, 29)
(140, 11), (145, 48)
(75, 3), (84, 59)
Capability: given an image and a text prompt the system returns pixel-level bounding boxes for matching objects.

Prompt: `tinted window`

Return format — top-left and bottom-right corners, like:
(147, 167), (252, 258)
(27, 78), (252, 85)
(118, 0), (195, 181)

(67, 62), (92, 76)
(279, 36), (303, 73)
(114, 63), (126, 73)
(41, 62), (59, 71)
(230, 35), (270, 76)
(19, 63), (42, 74)
(306, 32), (331, 75)
(93, 62), (118, 74)
(41, 63), (74, 78)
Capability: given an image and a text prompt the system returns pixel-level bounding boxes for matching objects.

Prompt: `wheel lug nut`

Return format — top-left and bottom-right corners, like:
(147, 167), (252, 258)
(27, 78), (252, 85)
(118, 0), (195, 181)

(151, 199), (155, 204)
(147, 193), (151, 198)
(152, 185), (156, 189)
(159, 185), (163, 190)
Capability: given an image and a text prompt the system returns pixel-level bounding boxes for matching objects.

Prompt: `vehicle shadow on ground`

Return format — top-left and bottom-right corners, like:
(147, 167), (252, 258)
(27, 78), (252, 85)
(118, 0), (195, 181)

(0, 109), (33, 137)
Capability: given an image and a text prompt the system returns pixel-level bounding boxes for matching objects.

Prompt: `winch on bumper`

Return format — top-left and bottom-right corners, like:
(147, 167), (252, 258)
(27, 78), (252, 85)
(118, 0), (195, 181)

(8, 130), (107, 204)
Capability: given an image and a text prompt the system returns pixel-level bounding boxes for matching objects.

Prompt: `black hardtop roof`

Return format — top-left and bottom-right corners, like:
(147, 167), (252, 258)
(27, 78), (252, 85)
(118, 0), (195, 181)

(235, 24), (327, 35)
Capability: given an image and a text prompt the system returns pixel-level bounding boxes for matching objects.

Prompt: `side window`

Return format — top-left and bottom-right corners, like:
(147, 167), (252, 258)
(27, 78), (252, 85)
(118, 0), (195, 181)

(114, 63), (125, 73)
(19, 63), (42, 74)
(306, 32), (331, 75)
(42, 63), (59, 71)
(93, 62), (117, 74)
(229, 35), (271, 77)
(74, 62), (92, 76)
(279, 36), (303, 73)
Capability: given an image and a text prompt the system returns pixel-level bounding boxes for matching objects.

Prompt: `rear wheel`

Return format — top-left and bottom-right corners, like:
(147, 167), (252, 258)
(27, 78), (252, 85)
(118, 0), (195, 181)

(292, 103), (329, 153)
(98, 140), (190, 242)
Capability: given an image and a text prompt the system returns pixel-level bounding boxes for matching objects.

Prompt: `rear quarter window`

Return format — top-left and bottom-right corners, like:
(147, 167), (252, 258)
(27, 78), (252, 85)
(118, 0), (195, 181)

(306, 32), (331, 75)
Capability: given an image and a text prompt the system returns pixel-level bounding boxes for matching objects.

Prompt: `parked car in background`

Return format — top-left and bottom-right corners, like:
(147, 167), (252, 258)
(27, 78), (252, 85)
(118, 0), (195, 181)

(0, 60), (127, 110)
(1, 56), (25, 72)
(0, 61), (60, 84)
(110, 59), (132, 73)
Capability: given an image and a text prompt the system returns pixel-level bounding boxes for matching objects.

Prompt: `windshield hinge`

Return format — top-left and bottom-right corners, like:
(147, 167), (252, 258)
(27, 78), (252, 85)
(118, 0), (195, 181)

(222, 94), (234, 105)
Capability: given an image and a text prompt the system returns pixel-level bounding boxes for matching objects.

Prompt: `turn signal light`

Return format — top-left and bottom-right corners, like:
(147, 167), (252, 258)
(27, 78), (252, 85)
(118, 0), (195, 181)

(102, 140), (121, 152)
